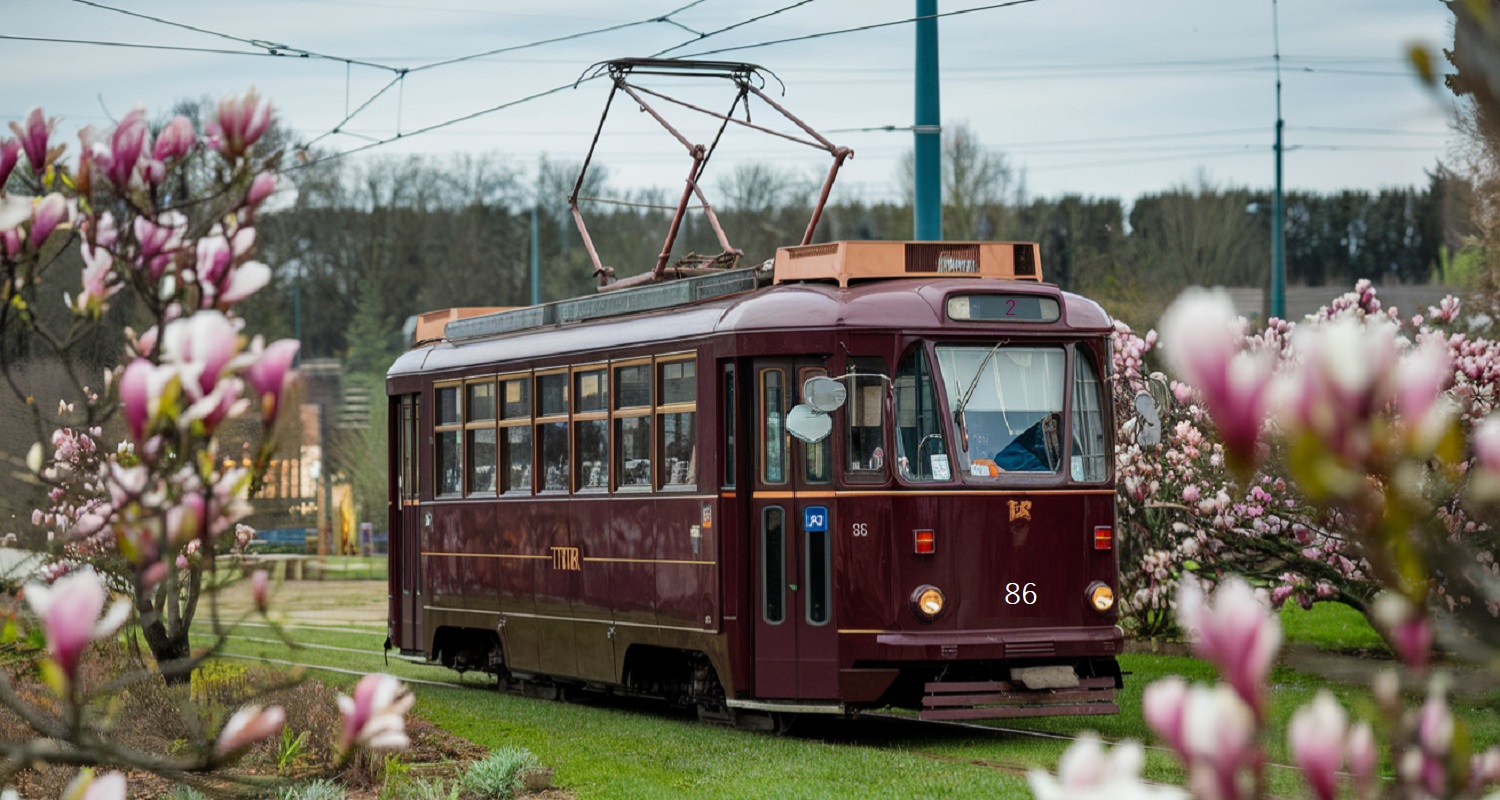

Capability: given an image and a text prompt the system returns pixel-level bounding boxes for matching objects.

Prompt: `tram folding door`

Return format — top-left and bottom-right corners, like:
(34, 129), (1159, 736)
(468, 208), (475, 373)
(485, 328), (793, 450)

(394, 394), (423, 651)
(751, 360), (838, 699)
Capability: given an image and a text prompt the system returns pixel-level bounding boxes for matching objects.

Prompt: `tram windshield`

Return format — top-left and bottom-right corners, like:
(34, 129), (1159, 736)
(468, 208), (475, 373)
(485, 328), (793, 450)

(934, 344), (1066, 478)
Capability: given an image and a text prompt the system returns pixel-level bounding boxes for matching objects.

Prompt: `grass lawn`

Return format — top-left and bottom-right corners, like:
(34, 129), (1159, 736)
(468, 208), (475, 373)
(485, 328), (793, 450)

(205, 608), (1500, 800)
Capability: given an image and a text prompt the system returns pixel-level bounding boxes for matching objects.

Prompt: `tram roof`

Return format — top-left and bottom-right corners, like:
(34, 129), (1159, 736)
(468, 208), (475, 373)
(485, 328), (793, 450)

(388, 276), (1111, 381)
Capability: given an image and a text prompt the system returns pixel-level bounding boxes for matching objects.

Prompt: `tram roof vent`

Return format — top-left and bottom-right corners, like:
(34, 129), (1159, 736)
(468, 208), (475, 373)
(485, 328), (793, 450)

(772, 241), (1043, 288)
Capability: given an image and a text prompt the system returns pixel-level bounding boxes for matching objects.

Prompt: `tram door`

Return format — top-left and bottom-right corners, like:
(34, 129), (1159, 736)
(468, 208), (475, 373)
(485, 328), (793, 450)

(751, 360), (838, 699)
(393, 394), (423, 651)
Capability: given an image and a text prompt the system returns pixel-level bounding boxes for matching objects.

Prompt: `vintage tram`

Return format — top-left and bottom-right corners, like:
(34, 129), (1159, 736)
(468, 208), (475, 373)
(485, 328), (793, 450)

(385, 239), (1124, 725)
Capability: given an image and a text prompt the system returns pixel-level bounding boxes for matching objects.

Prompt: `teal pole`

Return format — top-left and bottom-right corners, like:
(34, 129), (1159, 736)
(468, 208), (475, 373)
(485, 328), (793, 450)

(914, 0), (941, 240)
(530, 203), (541, 306)
(1270, 0), (1286, 320)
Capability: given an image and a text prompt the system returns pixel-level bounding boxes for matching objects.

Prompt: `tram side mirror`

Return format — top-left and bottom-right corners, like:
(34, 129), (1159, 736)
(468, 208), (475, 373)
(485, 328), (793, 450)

(1134, 390), (1161, 447)
(803, 376), (848, 413)
(787, 404), (833, 443)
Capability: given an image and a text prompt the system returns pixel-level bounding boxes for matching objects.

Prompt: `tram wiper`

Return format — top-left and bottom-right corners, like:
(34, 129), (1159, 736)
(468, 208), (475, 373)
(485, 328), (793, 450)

(952, 340), (1008, 439)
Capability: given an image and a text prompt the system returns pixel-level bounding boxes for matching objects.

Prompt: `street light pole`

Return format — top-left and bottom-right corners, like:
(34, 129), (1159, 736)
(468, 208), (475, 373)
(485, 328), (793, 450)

(1270, 0), (1286, 320)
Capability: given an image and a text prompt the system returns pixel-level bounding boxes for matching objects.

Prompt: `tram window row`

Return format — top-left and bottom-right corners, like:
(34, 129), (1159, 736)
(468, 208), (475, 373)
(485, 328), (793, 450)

(430, 354), (698, 498)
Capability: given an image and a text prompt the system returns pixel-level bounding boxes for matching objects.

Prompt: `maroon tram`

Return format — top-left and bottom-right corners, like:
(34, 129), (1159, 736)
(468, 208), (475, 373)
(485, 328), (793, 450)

(385, 240), (1124, 725)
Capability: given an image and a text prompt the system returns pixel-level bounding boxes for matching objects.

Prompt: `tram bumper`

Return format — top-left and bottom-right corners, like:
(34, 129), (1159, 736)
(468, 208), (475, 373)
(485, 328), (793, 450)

(844, 626), (1124, 718)
(871, 624), (1122, 661)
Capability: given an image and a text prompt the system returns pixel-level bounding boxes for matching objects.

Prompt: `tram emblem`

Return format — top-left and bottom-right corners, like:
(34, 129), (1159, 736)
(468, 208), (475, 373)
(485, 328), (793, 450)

(1008, 500), (1032, 522)
(551, 546), (581, 571)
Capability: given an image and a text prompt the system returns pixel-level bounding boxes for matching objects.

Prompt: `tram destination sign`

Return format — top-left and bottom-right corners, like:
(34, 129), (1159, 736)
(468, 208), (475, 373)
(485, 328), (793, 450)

(947, 294), (1060, 323)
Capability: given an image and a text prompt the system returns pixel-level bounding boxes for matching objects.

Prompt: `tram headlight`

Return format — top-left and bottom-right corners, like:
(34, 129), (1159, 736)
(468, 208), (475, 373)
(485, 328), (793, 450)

(910, 585), (946, 622)
(1087, 581), (1115, 613)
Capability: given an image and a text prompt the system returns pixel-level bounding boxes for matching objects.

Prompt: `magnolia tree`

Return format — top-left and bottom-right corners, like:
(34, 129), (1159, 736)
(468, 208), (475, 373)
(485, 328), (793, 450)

(0, 96), (412, 795)
(1111, 282), (1500, 648)
(1033, 287), (1500, 800)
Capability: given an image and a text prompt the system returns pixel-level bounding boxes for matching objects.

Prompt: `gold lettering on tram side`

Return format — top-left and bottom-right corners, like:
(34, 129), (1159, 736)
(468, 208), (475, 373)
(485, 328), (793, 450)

(551, 547), (581, 571)
(1008, 500), (1032, 522)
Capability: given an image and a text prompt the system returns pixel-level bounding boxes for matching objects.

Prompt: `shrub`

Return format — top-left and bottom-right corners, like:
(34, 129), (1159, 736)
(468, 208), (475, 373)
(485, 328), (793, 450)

(276, 777), (346, 800)
(458, 747), (540, 800)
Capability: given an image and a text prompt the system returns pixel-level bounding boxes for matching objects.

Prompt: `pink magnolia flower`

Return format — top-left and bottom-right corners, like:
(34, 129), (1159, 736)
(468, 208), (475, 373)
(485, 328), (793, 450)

(119, 358), (176, 443)
(251, 568), (269, 612)
(101, 107), (148, 189)
(0, 138), (19, 186)
(1287, 691), (1347, 800)
(1181, 685), (1257, 800)
(23, 567), (130, 684)
(1142, 676), (1190, 757)
(1158, 289), (1273, 471)
(132, 211), (188, 280)
(62, 769), (127, 800)
(338, 673), (415, 753)
(215, 704), (286, 756)
(245, 337), (300, 424)
(218, 260), (271, 306)
(70, 239), (119, 316)
(1177, 575), (1281, 717)
(30, 192), (72, 247)
(154, 115), (197, 162)
(1347, 721), (1377, 800)
(0, 196), (29, 234)
(247, 171), (277, 208)
(207, 89), (272, 159)
(1373, 593), (1431, 672)
(10, 107), (55, 174)
(1475, 415), (1500, 471)
(1028, 734), (1186, 800)
(160, 310), (243, 399)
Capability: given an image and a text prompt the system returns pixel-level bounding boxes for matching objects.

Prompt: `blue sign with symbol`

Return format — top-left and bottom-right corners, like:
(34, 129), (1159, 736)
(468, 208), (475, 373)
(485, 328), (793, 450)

(804, 506), (828, 532)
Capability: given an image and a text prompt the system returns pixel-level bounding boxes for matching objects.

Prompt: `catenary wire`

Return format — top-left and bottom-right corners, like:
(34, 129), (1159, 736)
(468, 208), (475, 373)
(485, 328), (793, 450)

(67, 0), (404, 73)
(674, 0), (1046, 59)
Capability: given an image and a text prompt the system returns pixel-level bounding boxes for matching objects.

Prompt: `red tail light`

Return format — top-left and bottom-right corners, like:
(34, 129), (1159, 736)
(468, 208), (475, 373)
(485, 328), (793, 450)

(914, 529), (936, 555)
(1094, 526), (1113, 550)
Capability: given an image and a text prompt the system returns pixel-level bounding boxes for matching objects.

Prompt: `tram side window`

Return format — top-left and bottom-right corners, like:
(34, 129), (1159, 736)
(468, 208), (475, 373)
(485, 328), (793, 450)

(1071, 351), (1109, 482)
(536, 371), (570, 492)
(761, 369), (786, 485)
(434, 384), (463, 497)
(799, 367), (831, 485)
(615, 363), (652, 489)
(723, 364), (736, 488)
(762, 506), (785, 624)
(574, 367), (609, 491)
(845, 357), (889, 476)
(465, 380), (497, 495)
(659, 358), (697, 489)
(500, 376), (532, 494)
(894, 346), (951, 482)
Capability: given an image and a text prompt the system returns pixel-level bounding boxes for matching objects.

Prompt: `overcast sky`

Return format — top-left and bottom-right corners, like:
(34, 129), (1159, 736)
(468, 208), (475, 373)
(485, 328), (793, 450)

(4, 0), (1457, 207)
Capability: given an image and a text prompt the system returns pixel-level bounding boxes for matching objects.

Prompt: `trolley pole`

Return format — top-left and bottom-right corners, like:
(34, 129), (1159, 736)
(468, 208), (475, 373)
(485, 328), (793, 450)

(1270, 0), (1286, 320)
(914, 0), (942, 241)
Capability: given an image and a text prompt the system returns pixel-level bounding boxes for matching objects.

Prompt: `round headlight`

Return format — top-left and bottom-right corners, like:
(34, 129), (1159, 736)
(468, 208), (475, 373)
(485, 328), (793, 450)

(1087, 581), (1115, 613)
(911, 585), (946, 622)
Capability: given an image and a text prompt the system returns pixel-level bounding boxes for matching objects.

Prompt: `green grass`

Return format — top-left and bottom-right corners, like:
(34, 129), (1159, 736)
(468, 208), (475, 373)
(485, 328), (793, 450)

(1279, 602), (1391, 654)
(202, 620), (1500, 800)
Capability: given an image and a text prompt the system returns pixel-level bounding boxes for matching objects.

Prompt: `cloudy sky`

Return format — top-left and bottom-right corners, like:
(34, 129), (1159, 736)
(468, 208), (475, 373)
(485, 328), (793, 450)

(4, 0), (1457, 206)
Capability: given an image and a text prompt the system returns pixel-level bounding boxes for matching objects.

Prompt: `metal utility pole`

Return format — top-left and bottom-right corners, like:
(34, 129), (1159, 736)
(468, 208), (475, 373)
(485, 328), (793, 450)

(1270, 0), (1286, 320)
(914, 0), (942, 240)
